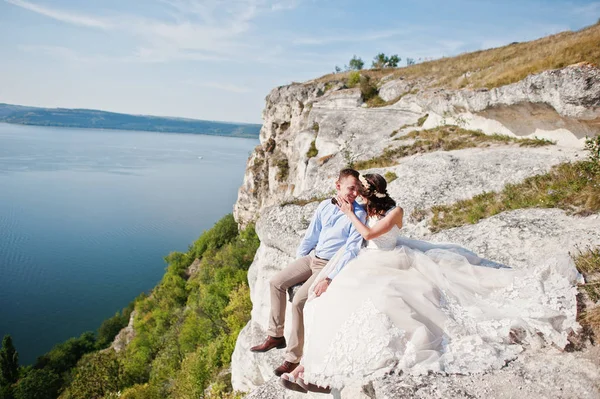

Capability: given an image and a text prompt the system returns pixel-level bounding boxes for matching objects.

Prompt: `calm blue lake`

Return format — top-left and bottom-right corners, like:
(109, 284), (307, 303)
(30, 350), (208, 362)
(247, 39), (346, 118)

(0, 123), (257, 364)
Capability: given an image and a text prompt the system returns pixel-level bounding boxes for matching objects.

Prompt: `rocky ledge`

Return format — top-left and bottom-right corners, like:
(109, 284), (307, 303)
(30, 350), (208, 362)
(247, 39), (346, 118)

(231, 64), (600, 398)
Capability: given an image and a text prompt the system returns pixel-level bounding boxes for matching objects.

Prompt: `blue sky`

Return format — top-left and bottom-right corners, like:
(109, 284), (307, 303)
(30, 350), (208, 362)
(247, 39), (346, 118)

(0, 0), (598, 123)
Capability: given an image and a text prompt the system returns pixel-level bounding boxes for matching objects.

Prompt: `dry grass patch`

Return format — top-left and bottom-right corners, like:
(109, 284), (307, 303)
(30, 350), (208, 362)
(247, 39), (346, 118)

(306, 140), (318, 158)
(353, 125), (553, 170)
(384, 171), (398, 183)
(314, 22), (600, 90)
(575, 247), (600, 302)
(317, 154), (334, 166)
(573, 247), (600, 343)
(428, 160), (600, 232)
(281, 194), (330, 207)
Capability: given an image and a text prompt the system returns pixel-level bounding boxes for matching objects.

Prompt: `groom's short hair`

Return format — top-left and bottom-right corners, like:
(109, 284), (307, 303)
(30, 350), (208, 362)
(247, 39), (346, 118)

(337, 168), (360, 182)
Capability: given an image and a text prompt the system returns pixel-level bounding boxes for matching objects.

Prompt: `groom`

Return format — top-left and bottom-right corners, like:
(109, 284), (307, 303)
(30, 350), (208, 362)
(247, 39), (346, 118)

(250, 168), (367, 376)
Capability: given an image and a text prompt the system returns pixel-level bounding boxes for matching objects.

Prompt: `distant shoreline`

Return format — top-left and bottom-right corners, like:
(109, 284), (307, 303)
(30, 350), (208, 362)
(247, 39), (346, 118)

(0, 103), (262, 139)
(0, 121), (261, 140)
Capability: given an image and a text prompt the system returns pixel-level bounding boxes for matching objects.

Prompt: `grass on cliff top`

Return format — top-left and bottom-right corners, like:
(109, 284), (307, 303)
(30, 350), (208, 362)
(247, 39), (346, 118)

(421, 136), (600, 232)
(422, 162), (599, 233)
(573, 247), (600, 343)
(352, 125), (553, 170)
(315, 21), (600, 90)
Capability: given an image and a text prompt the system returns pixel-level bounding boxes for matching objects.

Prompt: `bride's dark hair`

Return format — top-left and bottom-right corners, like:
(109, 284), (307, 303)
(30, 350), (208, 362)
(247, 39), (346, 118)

(360, 173), (396, 217)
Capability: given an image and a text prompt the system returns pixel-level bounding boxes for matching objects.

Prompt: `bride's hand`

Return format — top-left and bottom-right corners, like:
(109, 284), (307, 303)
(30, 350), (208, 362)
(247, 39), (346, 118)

(335, 196), (354, 215)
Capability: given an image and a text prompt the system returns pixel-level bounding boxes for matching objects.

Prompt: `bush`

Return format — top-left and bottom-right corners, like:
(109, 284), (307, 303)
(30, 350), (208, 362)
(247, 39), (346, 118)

(96, 300), (135, 349)
(347, 71), (361, 88)
(119, 383), (162, 399)
(189, 214), (238, 261)
(275, 158), (289, 181)
(359, 76), (378, 102)
(60, 351), (124, 399)
(58, 215), (260, 399)
(585, 135), (600, 172)
(34, 332), (96, 376)
(384, 171), (398, 183)
(306, 140), (318, 158)
(13, 369), (60, 399)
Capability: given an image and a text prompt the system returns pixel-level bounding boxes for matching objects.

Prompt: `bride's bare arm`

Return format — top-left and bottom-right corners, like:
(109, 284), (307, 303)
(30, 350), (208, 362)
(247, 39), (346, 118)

(337, 197), (403, 240)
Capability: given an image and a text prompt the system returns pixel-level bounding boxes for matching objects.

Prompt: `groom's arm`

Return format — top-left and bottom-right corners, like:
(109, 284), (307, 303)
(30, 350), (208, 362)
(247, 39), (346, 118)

(296, 200), (326, 258)
(314, 207), (366, 297)
(326, 208), (367, 280)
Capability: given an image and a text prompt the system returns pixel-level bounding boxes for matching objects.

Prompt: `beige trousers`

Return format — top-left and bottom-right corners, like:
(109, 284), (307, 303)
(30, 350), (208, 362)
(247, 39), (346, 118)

(268, 255), (328, 363)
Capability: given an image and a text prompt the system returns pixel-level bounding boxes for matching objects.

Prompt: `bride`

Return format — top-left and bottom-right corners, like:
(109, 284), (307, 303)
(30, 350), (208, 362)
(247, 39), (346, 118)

(281, 173), (581, 394)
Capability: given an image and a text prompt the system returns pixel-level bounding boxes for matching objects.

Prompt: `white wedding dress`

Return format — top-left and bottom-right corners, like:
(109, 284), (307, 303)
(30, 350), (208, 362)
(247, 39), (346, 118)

(301, 216), (581, 389)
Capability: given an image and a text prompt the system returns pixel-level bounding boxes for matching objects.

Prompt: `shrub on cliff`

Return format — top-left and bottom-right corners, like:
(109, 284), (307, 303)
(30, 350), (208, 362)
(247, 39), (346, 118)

(57, 214), (259, 398)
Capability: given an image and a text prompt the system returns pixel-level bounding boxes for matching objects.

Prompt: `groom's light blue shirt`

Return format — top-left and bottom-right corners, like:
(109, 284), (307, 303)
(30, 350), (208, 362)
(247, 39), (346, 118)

(296, 199), (367, 280)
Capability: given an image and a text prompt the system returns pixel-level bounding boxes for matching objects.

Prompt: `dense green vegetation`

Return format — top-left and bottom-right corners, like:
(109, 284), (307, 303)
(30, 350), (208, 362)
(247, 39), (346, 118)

(0, 104), (261, 138)
(0, 214), (259, 399)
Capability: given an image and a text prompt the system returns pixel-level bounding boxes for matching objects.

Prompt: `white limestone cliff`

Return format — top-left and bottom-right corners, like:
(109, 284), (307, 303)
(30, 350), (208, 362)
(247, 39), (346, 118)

(231, 64), (600, 398)
(233, 63), (600, 226)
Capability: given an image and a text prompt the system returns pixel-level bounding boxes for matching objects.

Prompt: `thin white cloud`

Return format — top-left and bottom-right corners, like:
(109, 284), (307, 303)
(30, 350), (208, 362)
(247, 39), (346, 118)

(271, 0), (300, 11)
(6, 0), (301, 64)
(293, 28), (412, 45)
(187, 81), (251, 93)
(571, 1), (600, 15)
(17, 44), (118, 63)
(4, 0), (112, 29)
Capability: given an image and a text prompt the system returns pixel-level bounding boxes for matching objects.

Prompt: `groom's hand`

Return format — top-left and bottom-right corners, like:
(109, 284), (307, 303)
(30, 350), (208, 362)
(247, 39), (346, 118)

(314, 279), (331, 297)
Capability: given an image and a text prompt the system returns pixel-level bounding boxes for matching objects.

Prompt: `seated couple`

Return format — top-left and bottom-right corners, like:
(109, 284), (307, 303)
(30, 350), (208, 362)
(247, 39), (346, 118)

(250, 168), (580, 394)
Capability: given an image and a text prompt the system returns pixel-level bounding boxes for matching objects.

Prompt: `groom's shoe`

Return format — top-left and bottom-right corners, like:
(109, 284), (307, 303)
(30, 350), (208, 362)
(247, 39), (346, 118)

(274, 361), (299, 377)
(250, 336), (286, 353)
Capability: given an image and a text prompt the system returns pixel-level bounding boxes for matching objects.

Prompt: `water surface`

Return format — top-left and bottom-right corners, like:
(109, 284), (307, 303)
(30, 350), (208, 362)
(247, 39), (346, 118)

(0, 123), (257, 364)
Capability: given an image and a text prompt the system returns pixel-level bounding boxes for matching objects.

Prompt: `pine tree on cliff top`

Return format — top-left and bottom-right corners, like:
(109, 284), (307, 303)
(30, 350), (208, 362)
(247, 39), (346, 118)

(0, 335), (19, 386)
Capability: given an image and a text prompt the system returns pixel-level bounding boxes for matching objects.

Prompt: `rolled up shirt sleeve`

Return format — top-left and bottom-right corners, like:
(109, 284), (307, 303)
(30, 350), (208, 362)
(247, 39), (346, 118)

(296, 201), (325, 259)
(327, 208), (367, 280)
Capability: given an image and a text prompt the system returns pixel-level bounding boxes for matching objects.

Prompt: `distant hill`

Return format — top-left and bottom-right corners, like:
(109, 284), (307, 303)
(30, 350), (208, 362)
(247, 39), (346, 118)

(0, 103), (261, 138)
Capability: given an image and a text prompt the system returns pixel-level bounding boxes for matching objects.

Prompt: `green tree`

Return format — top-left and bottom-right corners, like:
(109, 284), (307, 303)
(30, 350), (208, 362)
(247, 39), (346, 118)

(372, 52), (387, 68)
(372, 53), (400, 68)
(388, 54), (400, 67)
(13, 369), (61, 399)
(348, 55), (364, 71)
(61, 351), (124, 399)
(34, 332), (96, 376)
(0, 336), (19, 386)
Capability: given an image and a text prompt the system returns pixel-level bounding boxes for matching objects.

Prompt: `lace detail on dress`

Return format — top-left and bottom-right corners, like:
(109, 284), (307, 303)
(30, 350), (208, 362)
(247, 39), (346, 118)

(364, 217), (400, 251)
(438, 256), (581, 373)
(303, 299), (406, 389)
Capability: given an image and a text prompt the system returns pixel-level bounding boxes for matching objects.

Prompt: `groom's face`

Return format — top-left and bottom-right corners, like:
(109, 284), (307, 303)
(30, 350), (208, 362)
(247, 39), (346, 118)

(336, 176), (360, 204)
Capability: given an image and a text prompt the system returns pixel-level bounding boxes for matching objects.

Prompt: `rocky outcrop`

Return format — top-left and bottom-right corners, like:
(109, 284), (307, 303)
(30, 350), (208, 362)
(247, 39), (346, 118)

(243, 348), (600, 399)
(231, 63), (600, 398)
(110, 310), (136, 353)
(233, 64), (600, 226)
(232, 203), (600, 395)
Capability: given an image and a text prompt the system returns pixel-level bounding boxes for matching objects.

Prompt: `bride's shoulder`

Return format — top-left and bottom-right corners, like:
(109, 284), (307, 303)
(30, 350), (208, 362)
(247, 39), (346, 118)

(385, 206), (404, 217)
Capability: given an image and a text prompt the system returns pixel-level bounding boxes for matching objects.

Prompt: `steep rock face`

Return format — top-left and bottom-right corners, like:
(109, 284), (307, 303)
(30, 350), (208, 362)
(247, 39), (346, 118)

(110, 310), (136, 353)
(231, 64), (600, 397)
(233, 64), (600, 226)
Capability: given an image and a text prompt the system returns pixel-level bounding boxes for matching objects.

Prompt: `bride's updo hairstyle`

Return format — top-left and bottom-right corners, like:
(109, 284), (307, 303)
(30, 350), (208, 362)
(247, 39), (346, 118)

(359, 173), (396, 217)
